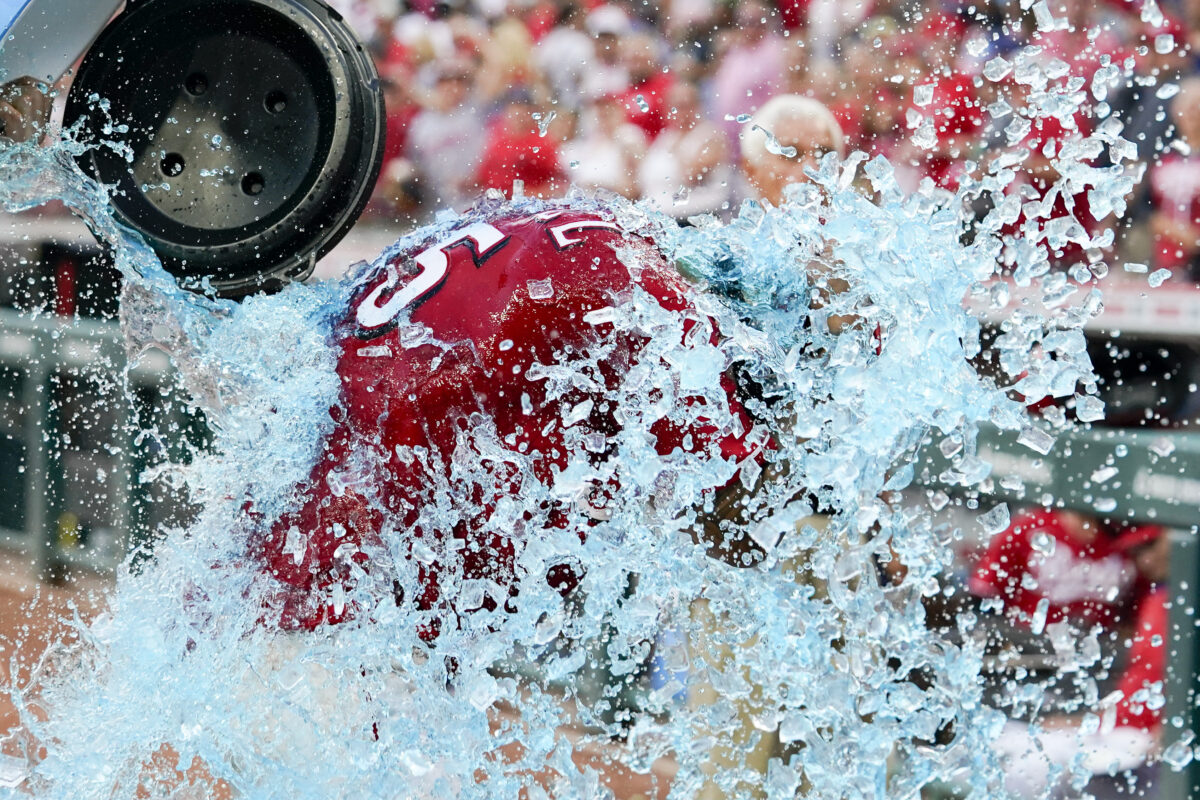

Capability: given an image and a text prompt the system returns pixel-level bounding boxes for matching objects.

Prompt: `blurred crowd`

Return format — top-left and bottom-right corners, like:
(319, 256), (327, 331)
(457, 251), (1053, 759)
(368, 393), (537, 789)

(333, 0), (1200, 285)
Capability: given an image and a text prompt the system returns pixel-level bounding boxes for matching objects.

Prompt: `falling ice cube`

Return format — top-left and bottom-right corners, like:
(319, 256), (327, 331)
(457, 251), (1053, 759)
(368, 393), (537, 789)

(979, 503), (1010, 536)
(1018, 426), (1055, 455)
(1075, 394), (1105, 422)
(983, 56), (1013, 82)
(1031, 597), (1050, 635)
(527, 278), (554, 299)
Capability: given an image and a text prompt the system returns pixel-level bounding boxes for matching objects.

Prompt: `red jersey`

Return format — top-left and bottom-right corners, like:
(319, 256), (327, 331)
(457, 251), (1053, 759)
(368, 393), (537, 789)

(475, 122), (564, 198)
(622, 73), (674, 142)
(254, 203), (751, 635)
(969, 510), (1139, 630)
(1150, 153), (1200, 272)
(1115, 586), (1167, 731)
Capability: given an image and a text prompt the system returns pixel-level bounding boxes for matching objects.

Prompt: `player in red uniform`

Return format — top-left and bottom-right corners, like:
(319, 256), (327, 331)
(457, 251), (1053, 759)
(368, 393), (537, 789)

(251, 200), (755, 638)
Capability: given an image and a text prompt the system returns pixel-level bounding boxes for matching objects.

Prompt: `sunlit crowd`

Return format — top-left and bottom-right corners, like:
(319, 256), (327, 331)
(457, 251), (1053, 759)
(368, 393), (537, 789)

(333, 0), (1200, 289)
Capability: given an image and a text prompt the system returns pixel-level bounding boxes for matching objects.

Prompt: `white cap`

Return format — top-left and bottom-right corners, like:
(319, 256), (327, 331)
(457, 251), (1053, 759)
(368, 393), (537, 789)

(586, 5), (631, 36)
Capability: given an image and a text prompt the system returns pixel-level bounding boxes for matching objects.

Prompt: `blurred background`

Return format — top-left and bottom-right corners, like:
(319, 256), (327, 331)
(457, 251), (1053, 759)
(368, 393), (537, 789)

(3, 0), (1200, 797)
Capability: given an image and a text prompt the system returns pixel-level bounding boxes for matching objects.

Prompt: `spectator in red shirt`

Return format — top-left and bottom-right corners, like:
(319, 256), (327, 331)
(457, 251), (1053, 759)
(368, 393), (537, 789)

(914, 74), (985, 190)
(969, 509), (1145, 632)
(620, 33), (673, 141)
(992, 525), (1167, 800)
(475, 91), (565, 198)
(380, 63), (420, 167)
(1149, 76), (1200, 281)
(1112, 527), (1170, 734)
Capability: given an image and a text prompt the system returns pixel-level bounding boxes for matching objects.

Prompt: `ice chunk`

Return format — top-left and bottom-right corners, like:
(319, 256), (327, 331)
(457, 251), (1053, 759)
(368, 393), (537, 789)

(1031, 597), (1050, 635)
(983, 56), (1013, 82)
(1157, 83), (1181, 100)
(911, 118), (937, 150)
(1163, 736), (1195, 771)
(1141, 0), (1164, 27)
(357, 344), (392, 358)
(987, 99), (1013, 119)
(1075, 393), (1105, 422)
(533, 110), (556, 137)
(282, 526), (307, 566)
(979, 503), (1010, 536)
(1032, 1), (1059, 30)
(527, 278), (555, 299)
(1018, 426), (1056, 455)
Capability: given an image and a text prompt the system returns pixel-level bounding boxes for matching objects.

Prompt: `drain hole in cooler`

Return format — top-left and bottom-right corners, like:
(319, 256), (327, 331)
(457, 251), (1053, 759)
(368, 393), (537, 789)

(241, 172), (265, 196)
(264, 90), (287, 114)
(161, 152), (186, 177)
(184, 72), (208, 96)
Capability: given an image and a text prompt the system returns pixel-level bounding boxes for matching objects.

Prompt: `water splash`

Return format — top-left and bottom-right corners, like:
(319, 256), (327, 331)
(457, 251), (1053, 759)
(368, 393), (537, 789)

(0, 55), (1125, 800)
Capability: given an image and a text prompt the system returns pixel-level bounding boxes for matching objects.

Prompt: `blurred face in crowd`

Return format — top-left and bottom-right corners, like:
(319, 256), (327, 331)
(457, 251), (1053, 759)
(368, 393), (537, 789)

(596, 32), (622, 64)
(622, 35), (659, 83)
(743, 113), (841, 204)
(435, 67), (473, 110)
(594, 96), (627, 134)
(1172, 78), (1200, 150)
(1056, 510), (1097, 545)
(666, 82), (700, 128)
(734, 0), (773, 43)
(503, 97), (535, 132)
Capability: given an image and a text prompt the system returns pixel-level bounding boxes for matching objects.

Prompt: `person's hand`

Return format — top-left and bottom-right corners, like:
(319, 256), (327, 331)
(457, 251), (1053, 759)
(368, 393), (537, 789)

(0, 77), (51, 143)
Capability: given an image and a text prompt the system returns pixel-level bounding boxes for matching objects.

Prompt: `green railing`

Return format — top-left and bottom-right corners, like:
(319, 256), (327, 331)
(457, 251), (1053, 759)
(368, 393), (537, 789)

(0, 307), (204, 578)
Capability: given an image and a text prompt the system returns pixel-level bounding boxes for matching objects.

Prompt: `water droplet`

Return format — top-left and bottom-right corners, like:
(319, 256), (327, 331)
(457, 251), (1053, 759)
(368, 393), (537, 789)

(1031, 531), (1056, 555)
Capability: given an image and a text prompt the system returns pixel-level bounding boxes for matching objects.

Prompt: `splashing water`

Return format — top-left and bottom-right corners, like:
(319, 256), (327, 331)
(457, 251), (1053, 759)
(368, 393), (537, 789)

(0, 57), (1126, 800)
